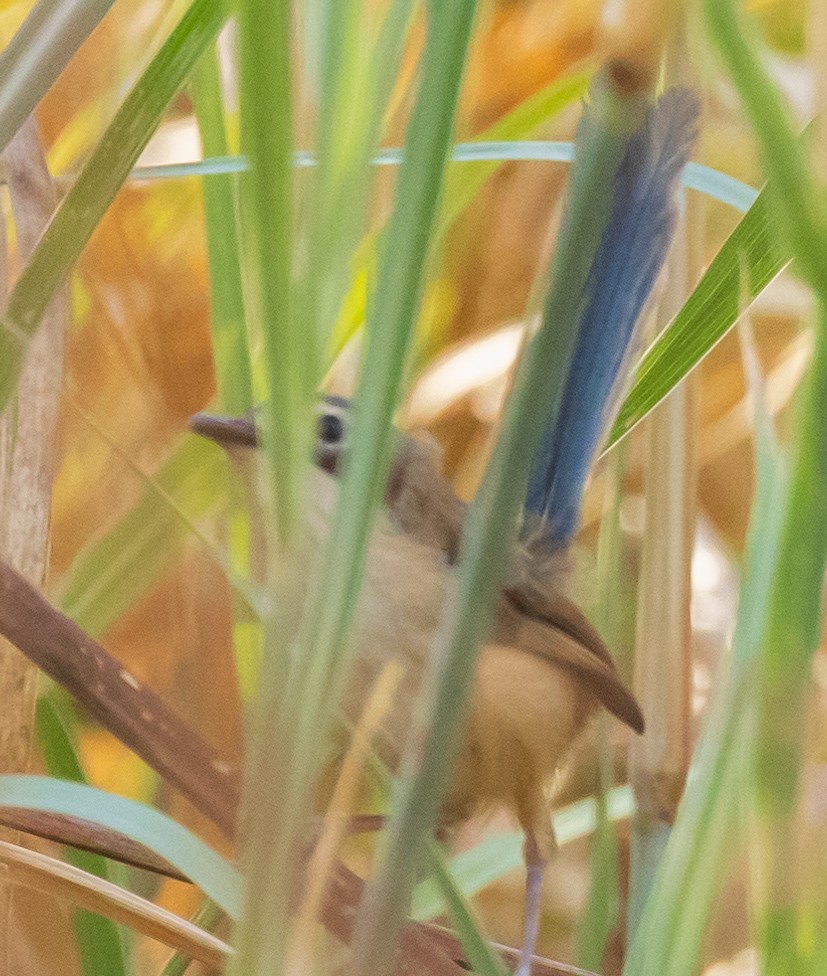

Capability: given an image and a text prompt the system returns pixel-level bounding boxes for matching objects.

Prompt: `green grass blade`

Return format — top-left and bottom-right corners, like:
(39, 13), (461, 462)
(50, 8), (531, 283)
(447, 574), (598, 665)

(302, 0), (415, 358)
(237, 0), (311, 544)
(351, 71), (648, 976)
(161, 901), (223, 976)
(623, 327), (788, 976)
(0, 0), (117, 155)
(426, 841), (508, 976)
(411, 787), (635, 922)
(0, 0), (226, 413)
(0, 776), (241, 918)
(232, 4), (480, 974)
(191, 41), (253, 415)
(704, 3), (827, 973)
(607, 188), (786, 449)
(36, 697), (127, 976)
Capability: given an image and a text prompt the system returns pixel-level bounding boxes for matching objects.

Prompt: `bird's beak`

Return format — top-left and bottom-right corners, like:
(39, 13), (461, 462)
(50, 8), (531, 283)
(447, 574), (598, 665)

(189, 412), (259, 449)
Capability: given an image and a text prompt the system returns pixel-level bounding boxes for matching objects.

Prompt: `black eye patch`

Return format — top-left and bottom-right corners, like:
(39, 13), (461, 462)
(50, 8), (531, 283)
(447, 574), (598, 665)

(319, 412), (344, 445)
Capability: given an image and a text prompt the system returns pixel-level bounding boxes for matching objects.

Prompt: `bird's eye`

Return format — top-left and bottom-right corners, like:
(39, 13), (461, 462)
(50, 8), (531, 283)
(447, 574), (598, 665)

(319, 411), (344, 446)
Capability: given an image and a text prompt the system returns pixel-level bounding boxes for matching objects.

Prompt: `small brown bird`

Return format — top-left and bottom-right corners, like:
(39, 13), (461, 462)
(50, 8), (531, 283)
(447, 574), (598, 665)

(192, 399), (643, 976)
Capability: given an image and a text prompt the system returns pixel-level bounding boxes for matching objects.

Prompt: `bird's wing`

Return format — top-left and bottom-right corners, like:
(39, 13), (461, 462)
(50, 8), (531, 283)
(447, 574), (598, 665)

(495, 587), (644, 734)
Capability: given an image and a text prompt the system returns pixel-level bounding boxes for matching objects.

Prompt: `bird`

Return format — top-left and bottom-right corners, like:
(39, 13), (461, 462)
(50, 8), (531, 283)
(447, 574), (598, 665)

(192, 78), (698, 976)
(191, 398), (644, 974)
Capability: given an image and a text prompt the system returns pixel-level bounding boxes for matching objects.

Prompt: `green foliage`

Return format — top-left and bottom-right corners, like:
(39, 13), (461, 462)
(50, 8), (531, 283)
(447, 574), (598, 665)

(0, 775), (242, 917)
(609, 188), (786, 449)
(623, 328), (787, 976)
(0, 0), (227, 412)
(425, 841), (508, 976)
(36, 696), (128, 976)
(191, 42), (253, 415)
(705, 3), (827, 974)
(350, 71), (649, 976)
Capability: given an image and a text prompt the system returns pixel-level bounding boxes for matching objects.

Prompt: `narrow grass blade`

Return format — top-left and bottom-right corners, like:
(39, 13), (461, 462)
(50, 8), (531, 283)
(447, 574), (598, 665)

(161, 901), (224, 976)
(36, 697), (127, 976)
(237, 0), (310, 543)
(411, 787), (635, 922)
(350, 70), (649, 976)
(233, 4), (480, 974)
(191, 41), (253, 415)
(623, 336), (787, 976)
(704, 3), (827, 973)
(607, 188), (786, 448)
(0, 0), (226, 413)
(425, 841), (508, 976)
(0, 0), (117, 155)
(0, 777), (241, 918)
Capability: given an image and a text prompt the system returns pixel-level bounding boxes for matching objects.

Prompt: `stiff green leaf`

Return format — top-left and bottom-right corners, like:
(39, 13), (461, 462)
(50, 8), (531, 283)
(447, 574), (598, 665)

(0, 0), (226, 412)
(0, 0), (117, 156)
(0, 776), (242, 918)
(608, 188), (786, 449)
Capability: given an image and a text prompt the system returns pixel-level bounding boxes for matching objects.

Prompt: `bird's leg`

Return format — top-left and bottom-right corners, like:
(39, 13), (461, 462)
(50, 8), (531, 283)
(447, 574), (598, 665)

(515, 829), (548, 976)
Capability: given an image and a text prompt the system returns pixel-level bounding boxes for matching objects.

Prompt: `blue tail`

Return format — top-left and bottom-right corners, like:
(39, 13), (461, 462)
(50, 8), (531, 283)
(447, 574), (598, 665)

(524, 87), (699, 546)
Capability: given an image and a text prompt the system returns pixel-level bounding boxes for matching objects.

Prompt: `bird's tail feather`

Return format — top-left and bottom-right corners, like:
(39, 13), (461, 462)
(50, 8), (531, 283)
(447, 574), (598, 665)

(524, 87), (700, 546)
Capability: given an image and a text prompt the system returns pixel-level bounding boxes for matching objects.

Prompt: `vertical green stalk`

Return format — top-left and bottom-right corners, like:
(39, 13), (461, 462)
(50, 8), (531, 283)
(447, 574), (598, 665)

(231, 4), (477, 975)
(237, 0), (313, 544)
(191, 41), (253, 415)
(751, 312), (827, 975)
(350, 72), (648, 976)
(301, 0), (414, 357)
(704, 4), (827, 974)
(231, 0), (313, 972)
